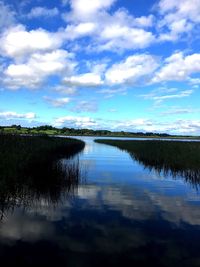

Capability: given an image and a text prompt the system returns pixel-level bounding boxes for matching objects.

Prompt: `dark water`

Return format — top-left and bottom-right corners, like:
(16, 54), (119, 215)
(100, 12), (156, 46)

(1, 137), (200, 266)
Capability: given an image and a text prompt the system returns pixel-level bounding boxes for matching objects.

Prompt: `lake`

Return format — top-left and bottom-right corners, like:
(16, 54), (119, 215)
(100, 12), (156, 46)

(1, 136), (200, 266)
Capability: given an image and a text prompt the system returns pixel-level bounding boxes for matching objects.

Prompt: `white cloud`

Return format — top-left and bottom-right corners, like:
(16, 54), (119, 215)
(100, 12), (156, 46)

(27, 7), (59, 19)
(4, 50), (75, 89)
(62, 1), (156, 51)
(98, 25), (155, 51)
(52, 114), (200, 134)
(106, 118), (200, 135)
(54, 115), (97, 128)
(188, 78), (200, 85)
(153, 52), (200, 83)
(64, 22), (96, 40)
(0, 111), (36, 120)
(89, 10), (155, 52)
(151, 90), (193, 103)
(63, 72), (103, 87)
(98, 88), (127, 98)
(110, 118), (155, 132)
(71, 100), (98, 113)
(44, 96), (71, 107)
(155, 120), (200, 134)
(67, 0), (116, 21)
(134, 15), (155, 28)
(0, 25), (63, 59)
(105, 54), (159, 85)
(0, 1), (16, 30)
(161, 107), (200, 115)
(158, 0), (200, 40)
(54, 85), (77, 95)
(89, 62), (108, 75)
(140, 87), (193, 104)
(158, 0), (200, 22)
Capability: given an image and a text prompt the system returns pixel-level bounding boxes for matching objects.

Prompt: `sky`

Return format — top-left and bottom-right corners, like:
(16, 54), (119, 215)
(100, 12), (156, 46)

(0, 0), (199, 134)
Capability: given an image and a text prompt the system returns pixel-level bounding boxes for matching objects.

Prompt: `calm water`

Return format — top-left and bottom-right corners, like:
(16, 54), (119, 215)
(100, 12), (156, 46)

(1, 137), (200, 266)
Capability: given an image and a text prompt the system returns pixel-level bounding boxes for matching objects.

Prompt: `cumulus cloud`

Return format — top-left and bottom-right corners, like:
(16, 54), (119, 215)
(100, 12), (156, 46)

(63, 72), (103, 87)
(113, 118), (153, 131)
(0, 25), (63, 59)
(0, 0), (198, 136)
(88, 61), (108, 75)
(0, 111), (36, 120)
(52, 114), (200, 134)
(96, 10), (155, 51)
(98, 25), (155, 52)
(134, 15), (155, 28)
(160, 120), (200, 134)
(62, 0), (156, 51)
(105, 54), (159, 85)
(157, 0), (200, 40)
(152, 52), (200, 83)
(109, 118), (200, 134)
(54, 115), (97, 128)
(27, 7), (59, 19)
(67, 0), (116, 22)
(44, 96), (71, 107)
(4, 49), (76, 89)
(64, 22), (96, 40)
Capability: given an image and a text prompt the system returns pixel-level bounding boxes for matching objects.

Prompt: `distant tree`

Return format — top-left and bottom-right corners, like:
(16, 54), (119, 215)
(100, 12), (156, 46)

(36, 125), (57, 131)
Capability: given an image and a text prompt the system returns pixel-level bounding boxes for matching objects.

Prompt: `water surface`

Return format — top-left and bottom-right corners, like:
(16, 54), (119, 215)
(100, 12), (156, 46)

(1, 137), (200, 266)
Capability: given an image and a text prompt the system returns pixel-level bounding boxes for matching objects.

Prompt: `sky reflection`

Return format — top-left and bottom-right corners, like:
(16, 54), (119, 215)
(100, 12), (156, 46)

(1, 137), (200, 266)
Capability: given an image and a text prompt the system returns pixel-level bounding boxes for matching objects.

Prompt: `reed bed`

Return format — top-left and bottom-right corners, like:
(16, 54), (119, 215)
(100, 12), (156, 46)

(95, 139), (200, 187)
(0, 134), (85, 219)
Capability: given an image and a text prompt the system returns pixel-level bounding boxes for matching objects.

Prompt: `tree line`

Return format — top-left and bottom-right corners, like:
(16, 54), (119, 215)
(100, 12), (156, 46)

(0, 124), (197, 138)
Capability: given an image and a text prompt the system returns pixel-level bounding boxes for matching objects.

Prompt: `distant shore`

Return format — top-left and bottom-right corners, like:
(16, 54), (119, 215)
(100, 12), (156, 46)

(0, 125), (199, 140)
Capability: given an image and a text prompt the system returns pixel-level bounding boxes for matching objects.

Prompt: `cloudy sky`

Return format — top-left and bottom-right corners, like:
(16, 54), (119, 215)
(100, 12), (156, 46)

(0, 0), (199, 134)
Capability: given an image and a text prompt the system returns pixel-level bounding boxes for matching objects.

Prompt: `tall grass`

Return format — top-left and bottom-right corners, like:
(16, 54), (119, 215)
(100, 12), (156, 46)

(95, 139), (200, 188)
(0, 134), (85, 219)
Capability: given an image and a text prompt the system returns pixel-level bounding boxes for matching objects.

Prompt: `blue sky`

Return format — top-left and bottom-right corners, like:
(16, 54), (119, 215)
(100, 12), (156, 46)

(0, 0), (199, 134)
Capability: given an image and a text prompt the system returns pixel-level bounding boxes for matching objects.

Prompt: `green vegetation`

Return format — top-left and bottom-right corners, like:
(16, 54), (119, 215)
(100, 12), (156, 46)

(0, 124), (199, 139)
(95, 139), (200, 187)
(0, 134), (85, 219)
(0, 134), (85, 174)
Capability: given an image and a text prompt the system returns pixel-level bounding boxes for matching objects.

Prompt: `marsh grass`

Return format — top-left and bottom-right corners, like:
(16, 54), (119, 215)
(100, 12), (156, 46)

(0, 134), (85, 219)
(95, 139), (200, 188)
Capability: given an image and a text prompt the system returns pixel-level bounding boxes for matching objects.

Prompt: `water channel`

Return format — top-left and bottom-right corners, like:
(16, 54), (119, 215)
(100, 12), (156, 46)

(1, 136), (200, 266)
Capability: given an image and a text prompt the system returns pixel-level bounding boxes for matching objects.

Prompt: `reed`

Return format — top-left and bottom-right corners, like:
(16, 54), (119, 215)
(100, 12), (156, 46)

(0, 134), (85, 219)
(95, 139), (200, 187)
